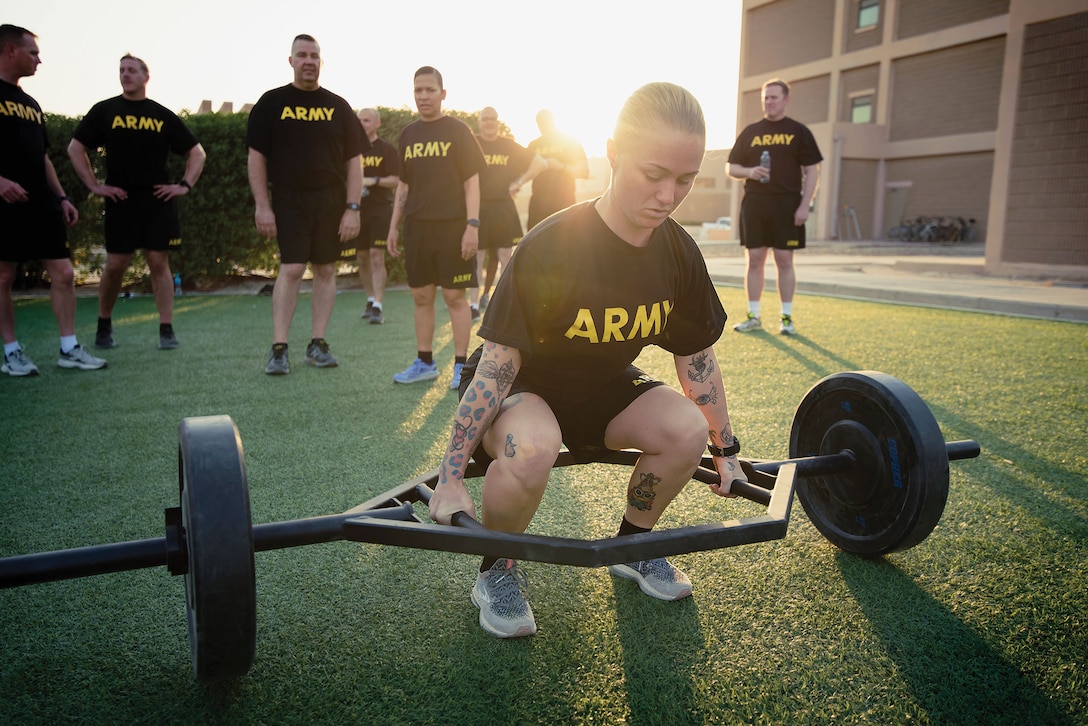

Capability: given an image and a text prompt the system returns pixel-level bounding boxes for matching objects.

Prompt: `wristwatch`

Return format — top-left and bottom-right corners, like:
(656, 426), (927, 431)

(707, 436), (740, 457)
(466, 218), (480, 228)
(346, 202), (360, 211)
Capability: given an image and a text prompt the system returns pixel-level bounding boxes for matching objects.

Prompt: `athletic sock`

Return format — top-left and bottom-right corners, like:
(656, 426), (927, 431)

(748, 302), (761, 318)
(480, 557), (499, 573)
(97, 317), (111, 333)
(781, 302), (793, 318)
(4, 341), (21, 356)
(419, 351), (433, 365)
(160, 323), (174, 335)
(617, 516), (653, 537)
(455, 355), (467, 365)
(372, 301), (382, 311)
(60, 335), (77, 354)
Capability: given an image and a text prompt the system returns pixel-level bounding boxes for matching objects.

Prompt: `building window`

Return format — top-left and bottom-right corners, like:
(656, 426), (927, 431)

(857, 0), (879, 30)
(850, 95), (874, 124)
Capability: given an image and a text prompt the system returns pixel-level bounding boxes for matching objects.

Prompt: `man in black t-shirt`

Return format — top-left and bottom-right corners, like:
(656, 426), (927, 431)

(0, 24), (106, 377)
(470, 106), (546, 316)
(247, 34), (366, 375)
(69, 53), (206, 351)
(526, 109), (588, 229)
(728, 78), (822, 335)
(387, 66), (486, 389)
(344, 108), (399, 325)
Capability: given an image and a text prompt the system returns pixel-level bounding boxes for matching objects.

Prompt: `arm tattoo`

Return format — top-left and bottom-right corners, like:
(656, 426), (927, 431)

(478, 357), (516, 395)
(686, 350), (713, 384)
(628, 471), (661, 511)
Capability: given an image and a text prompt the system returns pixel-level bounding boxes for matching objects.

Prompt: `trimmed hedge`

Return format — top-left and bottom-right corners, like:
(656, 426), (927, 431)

(36, 106), (492, 289)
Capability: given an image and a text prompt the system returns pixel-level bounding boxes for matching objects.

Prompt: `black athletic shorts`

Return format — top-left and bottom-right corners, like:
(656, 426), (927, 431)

(479, 199), (522, 251)
(458, 344), (666, 471)
(739, 193), (806, 250)
(273, 185), (345, 265)
(339, 212), (391, 261)
(104, 192), (181, 254)
(403, 217), (476, 289)
(0, 196), (69, 262)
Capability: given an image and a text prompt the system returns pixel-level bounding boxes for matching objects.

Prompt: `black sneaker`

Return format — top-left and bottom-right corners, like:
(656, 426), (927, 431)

(305, 338), (338, 368)
(362, 301), (374, 320)
(471, 305), (481, 322)
(95, 328), (115, 349)
(369, 307), (384, 325)
(265, 344), (289, 375)
(158, 331), (179, 349)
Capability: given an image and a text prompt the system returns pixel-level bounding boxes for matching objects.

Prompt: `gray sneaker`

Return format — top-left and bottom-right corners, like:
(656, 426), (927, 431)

(158, 331), (179, 349)
(608, 558), (692, 601)
(57, 345), (107, 371)
(779, 315), (796, 335)
(305, 339), (338, 368)
(265, 344), (290, 375)
(471, 559), (536, 638)
(361, 301), (374, 320)
(2, 348), (40, 377)
(369, 307), (383, 325)
(733, 313), (762, 332)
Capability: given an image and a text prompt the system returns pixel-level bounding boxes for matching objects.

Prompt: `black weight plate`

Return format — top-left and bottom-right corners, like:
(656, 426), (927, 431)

(789, 371), (948, 555)
(178, 415), (256, 681)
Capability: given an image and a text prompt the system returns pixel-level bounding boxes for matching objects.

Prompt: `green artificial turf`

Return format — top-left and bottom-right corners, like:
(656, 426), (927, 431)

(1, 285), (1085, 724)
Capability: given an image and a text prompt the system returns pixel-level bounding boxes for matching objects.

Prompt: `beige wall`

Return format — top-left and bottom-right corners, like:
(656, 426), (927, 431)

(889, 37), (1006, 141)
(897, 0), (1011, 39)
(1000, 11), (1088, 265)
(745, 0), (836, 76)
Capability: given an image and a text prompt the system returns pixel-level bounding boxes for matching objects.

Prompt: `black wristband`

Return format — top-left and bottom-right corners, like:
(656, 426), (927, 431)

(58, 195), (70, 203)
(708, 436), (740, 457)
(466, 218), (480, 228)
(178, 180), (191, 190)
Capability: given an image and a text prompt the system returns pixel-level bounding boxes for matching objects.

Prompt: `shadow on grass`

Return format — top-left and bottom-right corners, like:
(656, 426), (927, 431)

(836, 553), (1073, 725)
(611, 578), (704, 724)
(924, 398), (1087, 537)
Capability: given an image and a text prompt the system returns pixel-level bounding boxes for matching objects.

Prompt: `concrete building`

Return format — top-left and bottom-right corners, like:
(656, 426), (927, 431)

(731, 0), (1087, 279)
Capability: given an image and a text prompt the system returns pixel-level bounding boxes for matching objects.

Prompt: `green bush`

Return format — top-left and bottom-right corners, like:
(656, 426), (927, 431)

(36, 106), (489, 290)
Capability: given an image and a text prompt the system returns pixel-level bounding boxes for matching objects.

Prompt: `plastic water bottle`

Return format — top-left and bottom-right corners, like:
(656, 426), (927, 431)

(759, 150), (771, 183)
(173, 273), (182, 295)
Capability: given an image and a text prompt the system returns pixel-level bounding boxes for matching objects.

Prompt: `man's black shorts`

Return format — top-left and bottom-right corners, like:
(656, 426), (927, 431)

(0, 197), (69, 262)
(479, 199), (522, 251)
(273, 185), (345, 265)
(458, 345), (666, 471)
(104, 192), (181, 254)
(340, 211), (392, 262)
(739, 193), (806, 250)
(403, 217), (476, 289)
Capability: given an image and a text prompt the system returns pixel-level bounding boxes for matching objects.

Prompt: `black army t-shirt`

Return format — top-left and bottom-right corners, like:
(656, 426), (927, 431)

(479, 200), (727, 405)
(246, 84), (368, 191)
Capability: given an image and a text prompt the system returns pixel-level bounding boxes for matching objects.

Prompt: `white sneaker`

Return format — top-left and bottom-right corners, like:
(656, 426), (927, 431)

(779, 315), (796, 335)
(57, 345), (107, 370)
(733, 313), (762, 332)
(2, 348), (40, 377)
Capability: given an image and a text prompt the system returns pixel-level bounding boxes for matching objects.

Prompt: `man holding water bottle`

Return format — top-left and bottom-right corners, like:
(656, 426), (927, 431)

(728, 78), (821, 335)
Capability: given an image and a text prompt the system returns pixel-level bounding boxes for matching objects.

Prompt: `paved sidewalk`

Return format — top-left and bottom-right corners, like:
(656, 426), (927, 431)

(698, 240), (1088, 323)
